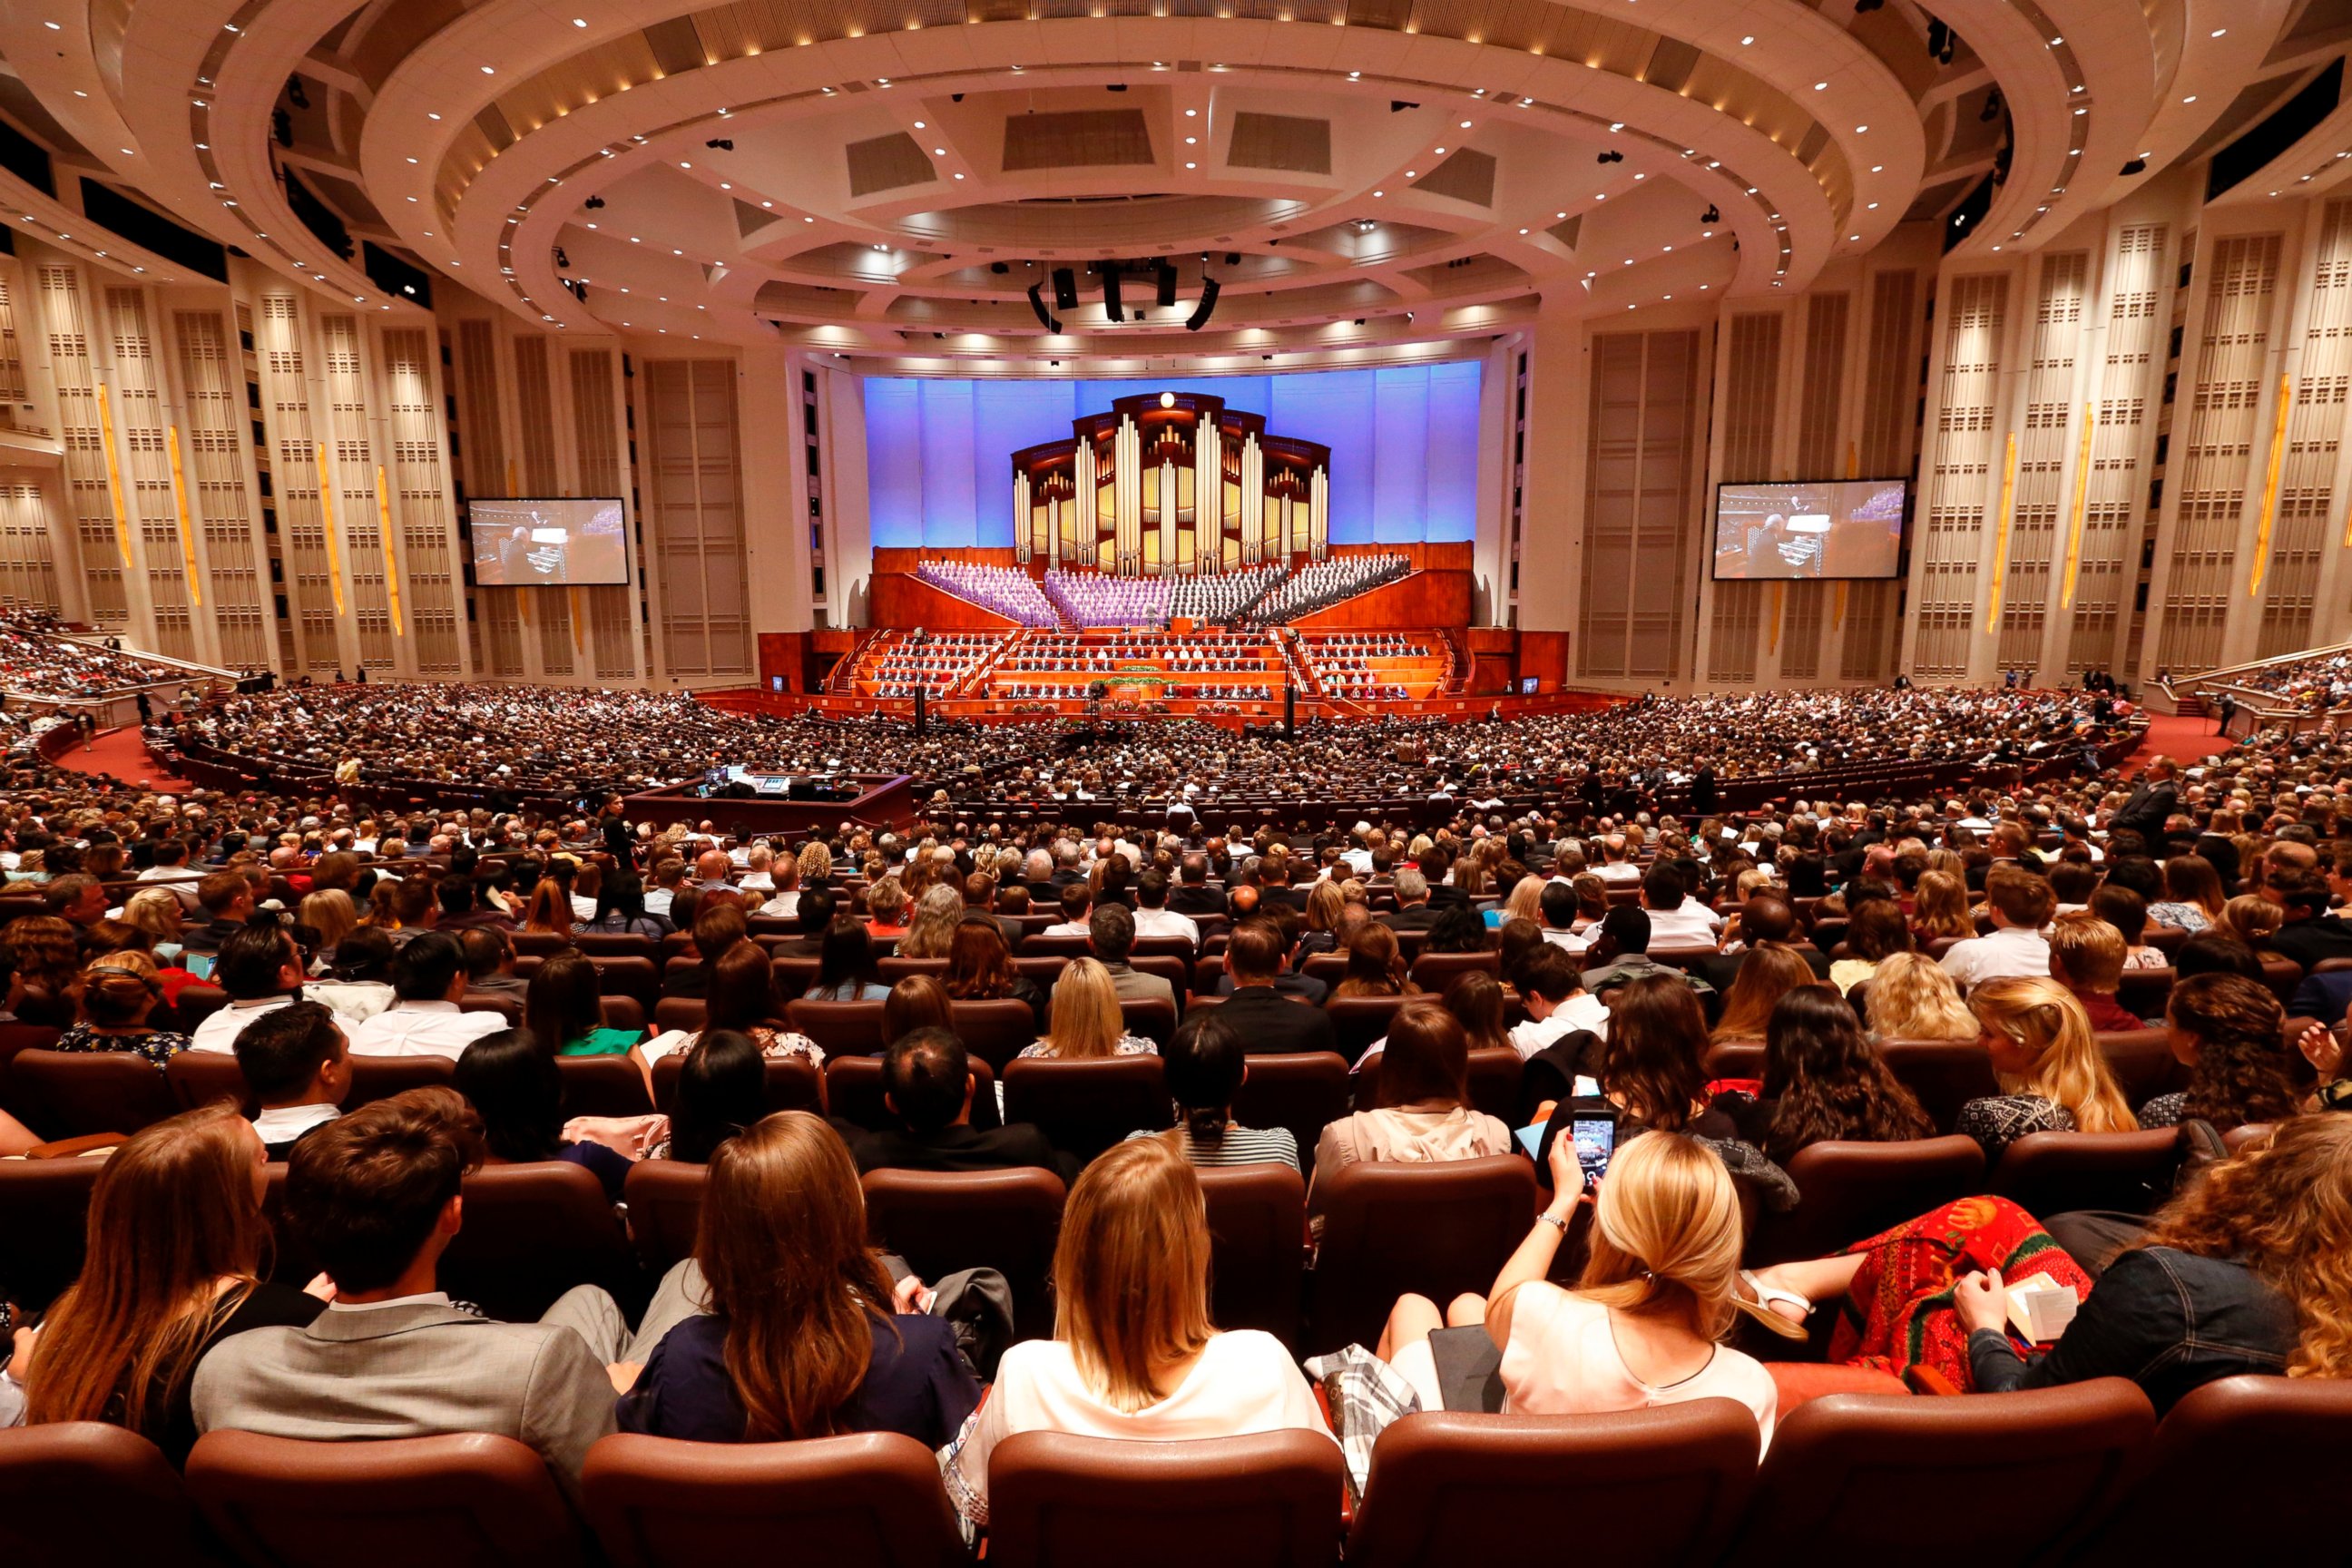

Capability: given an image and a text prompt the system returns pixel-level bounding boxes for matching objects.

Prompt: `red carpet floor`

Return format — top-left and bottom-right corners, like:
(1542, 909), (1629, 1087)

(2118, 710), (2229, 777)
(49, 726), (191, 791)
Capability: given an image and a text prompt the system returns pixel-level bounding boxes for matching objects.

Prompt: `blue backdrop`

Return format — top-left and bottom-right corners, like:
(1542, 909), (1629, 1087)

(862, 362), (1484, 550)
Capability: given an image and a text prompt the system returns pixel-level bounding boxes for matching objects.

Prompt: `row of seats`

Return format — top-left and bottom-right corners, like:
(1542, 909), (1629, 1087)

(17, 1371), (2343, 1567)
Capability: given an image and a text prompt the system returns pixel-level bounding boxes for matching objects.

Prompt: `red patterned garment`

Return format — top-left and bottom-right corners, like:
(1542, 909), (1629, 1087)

(1828, 1196), (2092, 1388)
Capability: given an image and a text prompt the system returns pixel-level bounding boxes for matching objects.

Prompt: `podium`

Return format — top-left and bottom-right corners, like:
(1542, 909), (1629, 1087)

(1170, 616), (1195, 635)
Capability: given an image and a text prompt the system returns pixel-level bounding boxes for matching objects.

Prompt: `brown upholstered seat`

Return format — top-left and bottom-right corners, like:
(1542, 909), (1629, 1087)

(1731, 1379), (2153, 1566)
(173, 985), (232, 1031)
(0, 1422), (199, 1563)
(166, 1047), (256, 1114)
(863, 1165), (1066, 1338)
(647, 1052), (822, 1117)
(1877, 1038), (2002, 1134)
(1406, 952), (1500, 991)
(438, 1161), (635, 1323)
(572, 933), (659, 961)
(187, 1430), (586, 1567)
(1308, 1155), (1537, 1355)
(1991, 1127), (2186, 1218)
(786, 999), (889, 1058)
(1230, 1051), (1352, 1155)
(1197, 1160), (1308, 1346)
(948, 998), (1038, 1070)
(1324, 995), (1407, 1063)
(651, 996), (707, 1034)
(985, 1429), (1344, 1568)
(1002, 1054), (1168, 1159)
(2094, 1028), (2188, 1109)
(622, 1158), (705, 1275)
(2081, 1374), (2352, 1560)
(1749, 1136), (1987, 1266)
(1119, 995), (1180, 1047)
(555, 1054), (654, 1117)
(8, 1048), (176, 1138)
(582, 1430), (966, 1568)
(584, 956), (662, 1011)
(1346, 1404), (1759, 1567)
(345, 1054), (456, 1110)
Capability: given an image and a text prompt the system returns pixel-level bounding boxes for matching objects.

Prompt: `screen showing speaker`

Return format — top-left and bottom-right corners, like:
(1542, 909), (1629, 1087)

(1710, 480), (1908, 581)
(470, 498), (629, 586)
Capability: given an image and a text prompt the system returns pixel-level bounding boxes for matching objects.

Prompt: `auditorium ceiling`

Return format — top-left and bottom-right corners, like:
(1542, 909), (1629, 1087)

(2, 0), (2347, 364)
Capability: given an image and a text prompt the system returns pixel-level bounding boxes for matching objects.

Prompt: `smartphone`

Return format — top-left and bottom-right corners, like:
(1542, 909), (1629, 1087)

(181, 952), (216, 982)
(1568, 1111), (1618, 1187)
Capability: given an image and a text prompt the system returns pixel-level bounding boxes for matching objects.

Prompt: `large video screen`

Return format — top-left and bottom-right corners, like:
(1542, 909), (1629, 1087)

(470, 498), (629, 586)
(1711, 480), (1908, 581)
(862, 363), (1483, 548)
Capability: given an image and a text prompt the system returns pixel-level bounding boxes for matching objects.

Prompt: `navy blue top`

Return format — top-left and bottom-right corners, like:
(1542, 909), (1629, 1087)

(618, 1308), (980, 1446)
(559, 1139), (632, 1202)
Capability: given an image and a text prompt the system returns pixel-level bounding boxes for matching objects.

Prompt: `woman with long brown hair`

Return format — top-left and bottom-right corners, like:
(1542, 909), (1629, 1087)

(1747, 985), (1933, 1164)
(1909, 870), (1975, 944)
(1330, 921), (1415, 1001)
(1312, 1001), (1510, 1190)
(523, 877), (573, 939)
(2149, 855), (2226, 934)
(1709, 944), (1818, 1044)
(5, 914), (81, 1028)
(942, 916), (1045, 1015)
(619, 1110), (979, 1443)
(2138, 972), (2298, 1132)
(21, 1103), (327, 1462)
(942, 1137), (1328, 1527)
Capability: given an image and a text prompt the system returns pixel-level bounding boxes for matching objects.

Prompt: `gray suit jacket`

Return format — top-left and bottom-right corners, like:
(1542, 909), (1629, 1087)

(1099, 961), (1177, 1011)
(190, 1301), (617, 1504)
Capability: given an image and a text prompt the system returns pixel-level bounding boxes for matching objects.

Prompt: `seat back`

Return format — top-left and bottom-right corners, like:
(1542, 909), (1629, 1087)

(862, 1166), (1065, 1338)
(877, 957), (949, 985)
(1353, 1049), (1524, 1123)
(1991, 1127), (2186, 1218)
(572, 934), (657, 961)
(1878, 1039), (2002, 1134)
(599, 996), (647, 1035)
(948, 998), (1039, 1069)
(8, 1048), (177, 1139)
(0, 1151), (103, 1311)
(1701, 1041), (1766, 1081)
(346, 1054), (456, 1110)
(1197, 1161), (1308, 1347)
(825, 1054), (994, 1133)
(652, 997), (707, 1034)
(1308, 1156), (1537, 1355)
(1132, 936), (1197, 962)
(582, 1431), (965, 1568)
(458, 994), (522, 1025)
(556, 1054), (654, 1117)
(174, 985), (231, 1031)
(1230, 1052), (1351, 1155)
(0, 1423), (197, 1563)
(1749, 1137), (1987, 1266)
(166, 1048), (256, 1113)
(1002, 1055), (1168, 1161)
(1406, 952), (1500, 992)
(1733, 1380), (2153, 1567)
(1325, 995), (1407, 1063)
(1119, 995), (1180, 1047)
(2114, 965), (2176, 1019)
(1346, 1405), (1759, 1568)
(622, 1159), (707, 1275)
(440, 1161), (636, 1322)
(187, 1430), (585, 1568)
(1132, 955), (1191, 1000)
(985, 1429), (1344, 1568)
(2085, 1374), (2352, 1559)
(585, 956), (661, 1010)
(1299, 954), (1348, 989)
(2095, 1029), (2188, 1110)
(786, 1000), (888, 1058)
(1018, 934), (1094, 959)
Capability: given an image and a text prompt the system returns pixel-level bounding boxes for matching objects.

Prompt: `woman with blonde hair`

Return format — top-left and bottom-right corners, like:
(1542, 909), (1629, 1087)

(1862, 951), (1981, 1042)
(2220, 893), (2283, 950)
(942, 1137), (1328, 1526)
(619, 1110), (979, 1443)
(1910, 869), (1975, 943)
(1494, 874), (1545, 932)
(53, 957), (189, 1065)
(1709, 944), (1817, 1044)
(1022, 956), (1153, 1059)
(863, 877), (912, 937)
(1379, 1130), (1777, 1439)
(21, 1103), (326, 1462)
(299, 888), (358, 956)
(897, 883), (965, 960)
(1295, 879), (1348, 960)
(796, 839), (834, 889)
(1955, 975), (2136, 1159)
(122, 887), (188, 950)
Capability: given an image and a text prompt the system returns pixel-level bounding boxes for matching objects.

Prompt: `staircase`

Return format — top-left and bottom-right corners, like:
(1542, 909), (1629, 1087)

(949, 630), (1026, 697)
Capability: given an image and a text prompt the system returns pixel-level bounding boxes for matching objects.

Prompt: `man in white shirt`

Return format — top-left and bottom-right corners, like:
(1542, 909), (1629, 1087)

(1938, 864), (2055, 990)
(1128, 870), (1200, 946)
(1593, 835), (1643, 886)
(1537, 881), (1591, 953)
(1043, 884), (1093, 938)
(188, 922), (314, 1054)
(346, 932), (506, 1061)
(1509, 947), (1610, 1058)
(234, 999), (351, 1159)
(1640, 867), (1720, 947)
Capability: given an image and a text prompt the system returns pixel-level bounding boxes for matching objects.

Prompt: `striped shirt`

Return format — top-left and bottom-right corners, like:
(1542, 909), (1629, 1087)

(1125, 1122), (1300, 1171)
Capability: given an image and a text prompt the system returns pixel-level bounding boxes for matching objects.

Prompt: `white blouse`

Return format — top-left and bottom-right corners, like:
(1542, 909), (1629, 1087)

(943, 1330), (1330, 1524)
(1500, 1284), (1778, 1451)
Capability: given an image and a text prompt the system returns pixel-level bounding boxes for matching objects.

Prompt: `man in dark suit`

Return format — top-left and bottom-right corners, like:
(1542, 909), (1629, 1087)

(2107, 757), (2179, 848)
(963, 872), (1024, 954)
(1379, 867), (1442, 933)
(1170, 855), (1229, 918)
(2263, 869), (2352, 972)
(766, 888), (836, 960)
(1689, 764), (1720, 818)
(1211, 919), (1338, 1055)
(844, 1028), (1072, 1179)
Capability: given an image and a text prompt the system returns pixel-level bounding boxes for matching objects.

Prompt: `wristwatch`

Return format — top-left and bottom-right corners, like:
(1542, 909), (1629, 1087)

(1535, 1210), (1572, 1235)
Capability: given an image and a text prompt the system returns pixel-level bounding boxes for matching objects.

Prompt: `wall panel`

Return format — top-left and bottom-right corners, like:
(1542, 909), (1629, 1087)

(1914, 272), (2008, 679)
(2258, 201), (2352, 655)
(642, 358), (751, 679)
(174, 308), (270, 667)
(1580, 329), (1699, 681)
(2067, 223), (2167, 675)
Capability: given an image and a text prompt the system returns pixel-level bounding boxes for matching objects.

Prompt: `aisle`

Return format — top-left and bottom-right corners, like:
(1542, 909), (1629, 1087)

(2116, 710), (2226, 777)
(47, 725), (192, 791)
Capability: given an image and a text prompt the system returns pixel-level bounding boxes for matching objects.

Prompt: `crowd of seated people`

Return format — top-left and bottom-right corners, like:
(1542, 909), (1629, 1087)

(915, 561), (1060, 626)
(1170, 563), (1284, 623)
(993, 631), (1276, 675)
(860, 632), (1004, 699)
(2207, 649), (2352, 712)
(1240, 553), (1411, 625)
(8, 671), (2352, 1549)
(0, 607), (185, 701)
(1041, 571), (1171, 629)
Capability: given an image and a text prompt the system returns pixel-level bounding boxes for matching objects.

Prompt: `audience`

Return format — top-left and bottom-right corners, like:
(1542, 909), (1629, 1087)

(1132, 1013), (1298, 1170)
(1313, 1003), (1511, 1192)
(1956, 976), (2137, 1159)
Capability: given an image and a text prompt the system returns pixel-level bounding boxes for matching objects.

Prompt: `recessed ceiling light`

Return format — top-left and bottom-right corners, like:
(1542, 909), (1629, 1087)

(573, 15), (586, 24)
(1459, 120), (1472, 128)
(481, 65), (495, 74)
(1814, 82), (1828, 91)
(1740, 34), (1753, 44)
(427, 112), (441, 120)
(44, 21), (60, 30)
(2210, 26), (2226, 35)
(1373, 189), (1384, 197)
(2183, 95), (2197, 103)
(1185, 162), (1197, 169)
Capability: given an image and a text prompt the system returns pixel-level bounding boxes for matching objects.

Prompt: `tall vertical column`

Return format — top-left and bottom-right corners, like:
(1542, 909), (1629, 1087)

(1241, 436), (1263, 560)
(1311, 469), (1329, 560)
(1014, 470), (1031, 564)
(1194, 416), (1218, 573)
(1157, 460), (1177, 574)
(1070, 437), (1091, 566)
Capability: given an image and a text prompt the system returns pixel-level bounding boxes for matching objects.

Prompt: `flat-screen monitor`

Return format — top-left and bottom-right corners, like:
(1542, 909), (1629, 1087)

(1711, 479), (1907, 580)
(470, 498), (628, 586)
